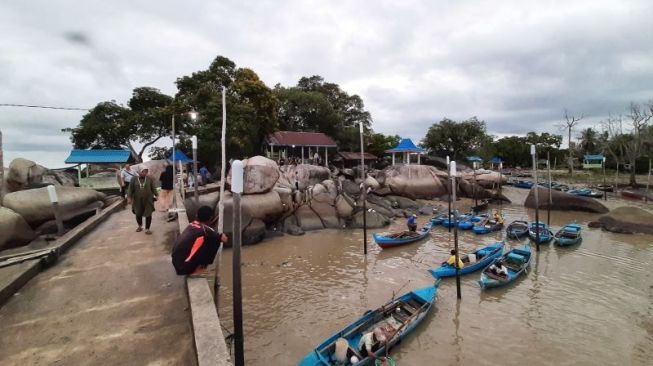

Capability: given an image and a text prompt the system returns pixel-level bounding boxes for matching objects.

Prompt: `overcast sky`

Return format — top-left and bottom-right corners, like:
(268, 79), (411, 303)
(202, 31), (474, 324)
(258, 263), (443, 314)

(1, 0), (652, 168)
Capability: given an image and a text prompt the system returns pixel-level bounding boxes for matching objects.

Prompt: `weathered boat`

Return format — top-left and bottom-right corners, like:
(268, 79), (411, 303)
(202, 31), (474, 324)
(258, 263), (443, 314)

(478, 245), (532, 290)
(373, 221), (433, 249)
(621, 190), (653, 201)
(552, 183), (570, 192)
(512, 180), (534, 189)
(596, 184), (614, 192)
(568, 188), (603, 198)
(506, 220), (529, 239)
(528, 222), (553, 243)
(430, 213), (449, 226)
(472, 217), (504, 235)
(428, 242), (504, 278)
(554, 223), (582, 246)
(298, 283), (440, 366)
(471, 199), (490, 212)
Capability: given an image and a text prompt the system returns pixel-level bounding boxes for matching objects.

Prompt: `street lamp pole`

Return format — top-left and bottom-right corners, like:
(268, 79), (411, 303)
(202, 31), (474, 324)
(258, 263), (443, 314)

(172, 115), (177, 209)
(603, 156), (607, 201)
(531, 144), (540, 252)
(360, 122), (367, 255)
(447, 155), (451, 233)
(231, 160), (245, 366)
(191, 134), (199, 206)
(451, 161), (461, 299)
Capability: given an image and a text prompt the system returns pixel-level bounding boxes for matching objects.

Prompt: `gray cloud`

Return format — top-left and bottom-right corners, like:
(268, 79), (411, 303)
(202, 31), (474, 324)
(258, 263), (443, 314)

(1, 0), (653, 168)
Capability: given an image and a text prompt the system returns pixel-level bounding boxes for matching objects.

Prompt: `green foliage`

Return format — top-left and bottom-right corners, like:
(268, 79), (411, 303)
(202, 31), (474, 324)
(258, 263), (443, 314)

(367, 133), (401, 158)
(488, 132), (563, 168)
(275, 75), (373, 151)
(421, 117), (490, 159)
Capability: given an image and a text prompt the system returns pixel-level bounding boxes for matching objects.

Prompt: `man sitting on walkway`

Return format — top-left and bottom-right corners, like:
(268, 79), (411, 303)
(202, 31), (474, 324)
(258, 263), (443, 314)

(171, 206), (228, 276)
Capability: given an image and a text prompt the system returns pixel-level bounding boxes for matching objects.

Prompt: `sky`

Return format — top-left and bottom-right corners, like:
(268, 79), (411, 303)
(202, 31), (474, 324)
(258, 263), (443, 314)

(1, 0), (653, 168)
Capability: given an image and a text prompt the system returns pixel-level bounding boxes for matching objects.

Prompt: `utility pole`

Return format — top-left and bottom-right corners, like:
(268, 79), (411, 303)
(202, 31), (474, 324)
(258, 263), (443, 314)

(547, 152), (552, 226)
(360, 122), (367, 255)
(231, 160), (245, 366)
(214, 86), (227, 308)
(191, 135), (199, 206)
(532, 145), (540, 252)
(451, 161), (461, 299)
(447, 156), (451, 233)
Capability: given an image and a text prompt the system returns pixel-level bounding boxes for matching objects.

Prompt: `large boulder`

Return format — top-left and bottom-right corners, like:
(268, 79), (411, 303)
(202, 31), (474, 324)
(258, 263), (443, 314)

(597, 207), (653, 235)
(42, 170), (76, 187)
(524, 187), (608, 213)
(349, 210), (390, 228)
(335, 194), (355, 218)
(474, 171), (508, 188)
(227, 156), (280, 194)
(282, 164), (330, 190)
(223, 191), (284, 223)
(385, 195), (419, 209)
(342, 179), (361, 197)
(295, 205), (324, 231)
(364, 175), (380, 190)
(3, 186), (106, 227)
(184, 191), (221, 221)
(283, 215), (304, 235)
(6, 158), (48, 192)
(310, 202), (341, 228)
(0, 207), (37, 250)
(243, 218), (266, 245)
(382, 165), (447, 199)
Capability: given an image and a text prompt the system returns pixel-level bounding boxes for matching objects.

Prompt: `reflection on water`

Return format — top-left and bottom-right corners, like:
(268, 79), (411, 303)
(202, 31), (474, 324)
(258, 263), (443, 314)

(218, 187), (653, 365)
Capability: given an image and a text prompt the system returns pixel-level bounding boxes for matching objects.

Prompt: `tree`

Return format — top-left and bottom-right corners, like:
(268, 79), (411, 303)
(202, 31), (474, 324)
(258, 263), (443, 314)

(622, 101), (652, 185)
(366, 133), (401, 158)
(577, 127), (601, 158)
(557, 109), (584, 173)
(64, 87), (173, 162)
(174, 56), (279, 167)
(421, 117), (490, 160)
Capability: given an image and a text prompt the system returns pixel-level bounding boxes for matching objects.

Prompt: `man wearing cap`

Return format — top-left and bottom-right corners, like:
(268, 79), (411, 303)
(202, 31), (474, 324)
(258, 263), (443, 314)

(358, 327), (387, 361)
(127, 166), (158, 234)
(171, 205), (228, 275)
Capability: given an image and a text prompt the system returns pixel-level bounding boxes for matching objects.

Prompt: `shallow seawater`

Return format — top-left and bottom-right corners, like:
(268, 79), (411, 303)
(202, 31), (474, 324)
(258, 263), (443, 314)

(218, 187), (653, 366)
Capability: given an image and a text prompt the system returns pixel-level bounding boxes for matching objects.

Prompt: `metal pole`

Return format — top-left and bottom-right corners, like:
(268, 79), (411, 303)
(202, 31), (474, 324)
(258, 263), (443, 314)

(646, 159), (651, 203)
(615, 162), (619, 194)
(473, 161), (478, 209)
(47, 186), (64, 236)
(214, 86), (227, 308)
(360, 122), (367, 255)
(531, 145), (540, 252)
(192, 138), (199, 206)
(451, 161), (461, 299)
(231, 160), (245, 366)
(447, 156), (451, 233)
(172, 115), (177, 209)
(547, 152), (551, 226)
(603, 157), (607, 201)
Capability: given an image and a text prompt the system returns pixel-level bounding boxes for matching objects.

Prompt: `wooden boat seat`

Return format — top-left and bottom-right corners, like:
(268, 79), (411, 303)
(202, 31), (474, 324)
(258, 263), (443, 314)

(485, 271), (508, 281)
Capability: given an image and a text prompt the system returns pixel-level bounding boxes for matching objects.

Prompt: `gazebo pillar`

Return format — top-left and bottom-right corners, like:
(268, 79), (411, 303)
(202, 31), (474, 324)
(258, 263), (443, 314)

(325, 147), (328, 166)
(301, 146), (304, 164)
(392, 153), (395, 165)
(418, 153), (421, 165)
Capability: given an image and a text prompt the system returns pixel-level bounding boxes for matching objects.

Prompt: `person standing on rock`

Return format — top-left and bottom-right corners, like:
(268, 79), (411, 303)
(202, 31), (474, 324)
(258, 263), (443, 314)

(118, 163), (136, 199)
(128, 167), (158, 234)
(171, 205), (228, 276)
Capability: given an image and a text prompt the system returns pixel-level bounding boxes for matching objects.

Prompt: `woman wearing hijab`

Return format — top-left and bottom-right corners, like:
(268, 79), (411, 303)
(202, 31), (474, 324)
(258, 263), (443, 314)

(128, 167), (158, 234)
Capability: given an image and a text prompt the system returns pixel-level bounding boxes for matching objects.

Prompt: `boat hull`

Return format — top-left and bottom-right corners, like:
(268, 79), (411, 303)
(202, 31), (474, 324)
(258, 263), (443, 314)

(428, 242), (504, 278)
(374, 222), (433, 249)
(479, 245), (532, 290)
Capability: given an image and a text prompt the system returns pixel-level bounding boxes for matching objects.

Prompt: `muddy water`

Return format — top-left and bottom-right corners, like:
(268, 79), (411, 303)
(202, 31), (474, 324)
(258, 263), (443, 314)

(218, 188), (652, 366)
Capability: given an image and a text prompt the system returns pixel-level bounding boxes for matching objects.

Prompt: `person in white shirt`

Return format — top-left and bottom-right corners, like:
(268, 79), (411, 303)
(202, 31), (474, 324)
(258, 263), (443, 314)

(489, 260), (508, 277)
(118, 163), (136, 199)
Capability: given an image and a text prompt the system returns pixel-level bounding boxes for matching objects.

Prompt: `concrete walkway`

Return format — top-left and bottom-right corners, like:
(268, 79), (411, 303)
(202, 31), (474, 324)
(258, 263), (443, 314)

(0, 207), (196, 366)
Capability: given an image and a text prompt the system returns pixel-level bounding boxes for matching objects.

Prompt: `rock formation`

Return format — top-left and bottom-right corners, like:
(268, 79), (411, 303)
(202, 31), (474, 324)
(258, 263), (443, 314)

(0, 207), (37, 250)
(524, 187), (609, 213)
(596, 207), (653, 234)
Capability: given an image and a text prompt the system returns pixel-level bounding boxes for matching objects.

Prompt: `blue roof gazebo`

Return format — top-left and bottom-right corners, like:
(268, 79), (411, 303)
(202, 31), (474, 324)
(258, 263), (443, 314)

(488, 156), (503, 169)
(386, 138), (426, 165)
(167, 150), (196, 164)
(64, 149), (133, 189)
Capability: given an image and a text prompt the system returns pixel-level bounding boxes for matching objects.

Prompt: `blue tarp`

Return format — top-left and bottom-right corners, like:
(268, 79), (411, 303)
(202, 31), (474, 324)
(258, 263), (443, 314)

(386, 138), (426, 153)
(65, 149), (131, 164)
(583, 154), (604, 161)
(168, 150), (195, 163)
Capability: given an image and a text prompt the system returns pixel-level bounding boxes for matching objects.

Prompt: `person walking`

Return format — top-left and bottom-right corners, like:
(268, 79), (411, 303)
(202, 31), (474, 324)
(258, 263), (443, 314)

(157, 165), (174, 212)
(118, 163), (136, 199)
(128, 167), (158, 234)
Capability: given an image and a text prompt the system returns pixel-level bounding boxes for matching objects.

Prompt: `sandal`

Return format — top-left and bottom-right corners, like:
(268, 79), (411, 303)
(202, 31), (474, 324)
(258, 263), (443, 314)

(145, 229), (152, 235)
(136, 227), (143, 232)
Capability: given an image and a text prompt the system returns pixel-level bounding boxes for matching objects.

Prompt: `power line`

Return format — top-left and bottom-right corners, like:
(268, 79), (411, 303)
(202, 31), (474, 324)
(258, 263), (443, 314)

(0, 103), (90, 111)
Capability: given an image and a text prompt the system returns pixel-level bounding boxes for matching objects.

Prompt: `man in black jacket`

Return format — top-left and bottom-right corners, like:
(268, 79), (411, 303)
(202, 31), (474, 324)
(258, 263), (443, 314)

(171, 206), (228, 275)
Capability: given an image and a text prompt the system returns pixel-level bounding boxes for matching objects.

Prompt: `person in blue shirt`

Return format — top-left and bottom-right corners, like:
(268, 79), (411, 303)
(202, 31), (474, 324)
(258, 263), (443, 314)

(407, 214), (417, 232)
(199, 165), (209, 184)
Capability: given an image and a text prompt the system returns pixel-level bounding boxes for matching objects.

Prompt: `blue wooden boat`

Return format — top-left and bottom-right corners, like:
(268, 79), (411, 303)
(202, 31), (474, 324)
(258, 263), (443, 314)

(373, 221), (433, 249)
(554, 223), (582, 246)
(568, 188), (603, 198)
(506, 220), (529, 239)
(528, 222), (553, 244)
(478, 245), (532, 290)
(472, 215), (504, 235)
(512, 180), (534, 189)
(457, 213), (485, 230)
(428, 242), (504, 278)
(298, 283), (440, 366)
(430, 213), (449, 226)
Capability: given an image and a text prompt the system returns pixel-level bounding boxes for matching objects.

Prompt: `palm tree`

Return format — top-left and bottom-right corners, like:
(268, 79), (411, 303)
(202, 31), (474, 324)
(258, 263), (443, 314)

(578, 128), (600, 154)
